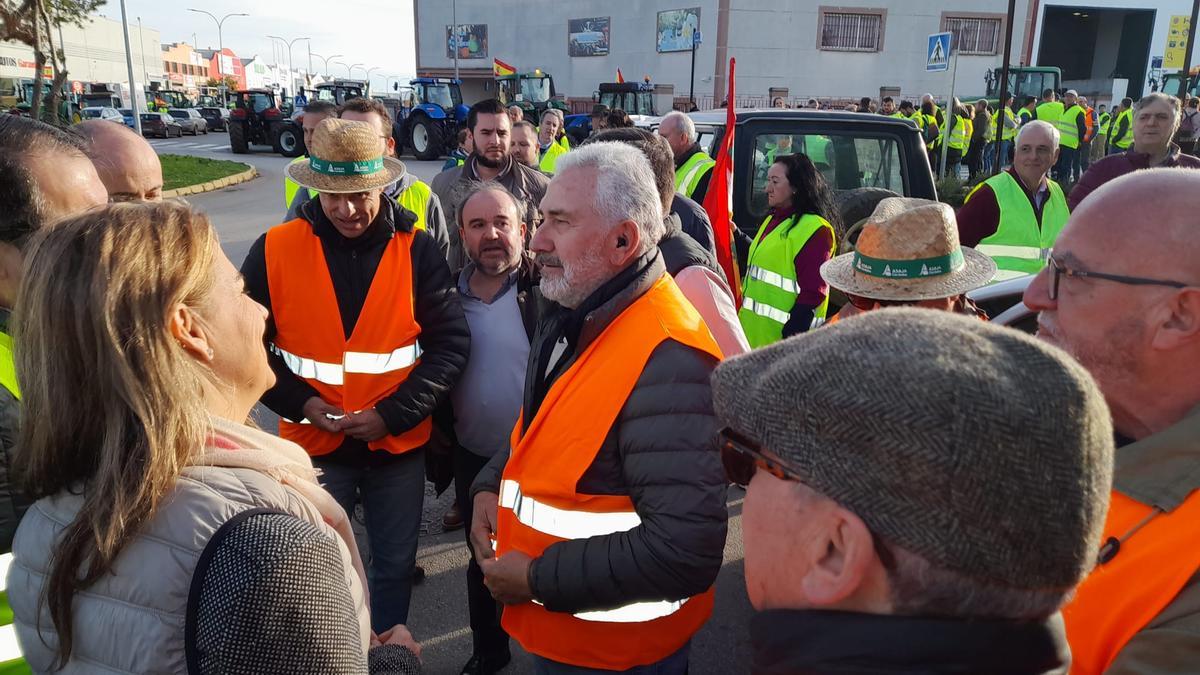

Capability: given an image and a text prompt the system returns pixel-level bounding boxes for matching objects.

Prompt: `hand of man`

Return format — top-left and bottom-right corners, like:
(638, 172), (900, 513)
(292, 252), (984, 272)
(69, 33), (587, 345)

(376, 624), (422, 659)
(481, 551), (534, 605)
(342, 409), (389, 442)
(302, 397), (346, 434)
(469, 491), (499, 566)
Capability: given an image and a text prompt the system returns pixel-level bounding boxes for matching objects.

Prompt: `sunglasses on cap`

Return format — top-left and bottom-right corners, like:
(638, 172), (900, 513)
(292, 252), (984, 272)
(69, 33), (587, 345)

(719, 426), (898, 570)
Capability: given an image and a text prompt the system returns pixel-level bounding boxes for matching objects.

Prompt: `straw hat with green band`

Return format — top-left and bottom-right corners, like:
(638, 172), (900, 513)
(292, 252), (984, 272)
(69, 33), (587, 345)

(820, 197), (996, 301)
(286, 117), (406, 194)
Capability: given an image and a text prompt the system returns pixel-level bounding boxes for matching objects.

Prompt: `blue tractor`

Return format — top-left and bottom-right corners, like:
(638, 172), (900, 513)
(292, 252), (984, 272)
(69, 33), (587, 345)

(394, 77), (469, 160)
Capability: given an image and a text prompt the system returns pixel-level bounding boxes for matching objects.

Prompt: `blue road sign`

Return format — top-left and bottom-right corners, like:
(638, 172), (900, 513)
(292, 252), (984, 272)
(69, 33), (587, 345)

(694, 30), (703, 47)
(927, 32), (952, 72)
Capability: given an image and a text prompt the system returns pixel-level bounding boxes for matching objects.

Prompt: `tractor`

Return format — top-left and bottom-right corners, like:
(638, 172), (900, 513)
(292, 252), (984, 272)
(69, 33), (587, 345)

(228, 88), (305, 157)
(308, 79), (366, 106)
(393, 77), (468, 160)
(973, 66), (1062, 109)
(597, 81), (656, 117)
(495, 69), (569, 123)
(1160, 67), (1200, 99)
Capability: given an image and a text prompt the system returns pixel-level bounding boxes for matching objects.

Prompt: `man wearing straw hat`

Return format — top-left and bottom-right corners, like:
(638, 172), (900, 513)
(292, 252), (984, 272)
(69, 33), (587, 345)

(242, 118), (470, 632)
(821, 197), (995, 322)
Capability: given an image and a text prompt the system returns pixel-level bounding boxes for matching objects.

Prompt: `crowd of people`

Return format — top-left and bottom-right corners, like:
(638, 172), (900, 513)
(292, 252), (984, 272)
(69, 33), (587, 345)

(0, 78), (1196, 675)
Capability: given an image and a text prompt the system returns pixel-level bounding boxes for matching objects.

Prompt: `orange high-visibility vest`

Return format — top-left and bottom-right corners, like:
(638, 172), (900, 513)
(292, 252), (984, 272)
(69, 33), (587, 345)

(265, 218), (431, 456)
(495, 275), (722, 670)
(1063, 489), (1200, 673)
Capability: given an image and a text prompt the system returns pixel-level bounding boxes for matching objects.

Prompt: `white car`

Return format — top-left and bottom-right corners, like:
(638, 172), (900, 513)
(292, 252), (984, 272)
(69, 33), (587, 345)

(80, 106), (124, 124)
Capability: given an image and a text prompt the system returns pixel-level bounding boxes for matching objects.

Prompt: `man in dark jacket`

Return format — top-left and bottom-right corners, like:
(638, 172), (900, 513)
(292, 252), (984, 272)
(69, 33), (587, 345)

(436, 182), (542, 675)
(713, 310), (1114, 675)
(431, 99), (550, 272)
(469, 142), (727, 673)
(0, 117), (107, 552)
(242, 118), (469, 631)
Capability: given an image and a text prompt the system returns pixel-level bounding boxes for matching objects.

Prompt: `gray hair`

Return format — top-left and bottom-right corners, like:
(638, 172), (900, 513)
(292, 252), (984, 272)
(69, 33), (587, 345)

(1135, 92), (1182, 119)
(552, 142), (664, 254)
(540, 108), (564, 125)
(1016, 119), (1059, 148)
(454, 181), (527, 230)
(661, 110), (697, 143)
(887, 544), (1065, 620)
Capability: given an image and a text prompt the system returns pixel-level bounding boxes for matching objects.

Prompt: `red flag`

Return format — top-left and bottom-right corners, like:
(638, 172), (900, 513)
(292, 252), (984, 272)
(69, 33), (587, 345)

(702, 58), (741, 305)
(616, 68), (625, 84)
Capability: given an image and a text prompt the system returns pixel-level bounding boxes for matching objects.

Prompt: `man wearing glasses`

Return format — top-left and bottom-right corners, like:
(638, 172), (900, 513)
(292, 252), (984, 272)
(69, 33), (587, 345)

(712, 310), (1114, 673)
(1025, 168), (1200, 674)
(956, 120), (1071, 283)
(819, 197), (996, 322)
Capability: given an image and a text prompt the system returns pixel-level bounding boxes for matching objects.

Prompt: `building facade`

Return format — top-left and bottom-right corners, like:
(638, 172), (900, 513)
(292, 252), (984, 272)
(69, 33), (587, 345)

(414, 0), (1194, 109)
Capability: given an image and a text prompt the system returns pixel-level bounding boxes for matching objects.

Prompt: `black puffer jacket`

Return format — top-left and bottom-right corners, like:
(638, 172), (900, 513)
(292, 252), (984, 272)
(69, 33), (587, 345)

(242, 196), (470, 458)
(473, 253), (728, 612)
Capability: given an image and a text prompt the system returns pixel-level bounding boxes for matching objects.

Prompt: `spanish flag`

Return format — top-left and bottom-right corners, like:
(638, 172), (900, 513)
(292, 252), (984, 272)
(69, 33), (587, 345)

(616, 68), (625, 84)
(493, 58), (516, 77)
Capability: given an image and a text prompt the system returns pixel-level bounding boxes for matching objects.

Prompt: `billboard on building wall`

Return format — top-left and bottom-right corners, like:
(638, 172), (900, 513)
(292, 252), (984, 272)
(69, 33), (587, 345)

(657, 7), (700, 53)
(568, 17), (610, 57)
(447, 24), (489, 59)
(1164, 15), (1192, 69)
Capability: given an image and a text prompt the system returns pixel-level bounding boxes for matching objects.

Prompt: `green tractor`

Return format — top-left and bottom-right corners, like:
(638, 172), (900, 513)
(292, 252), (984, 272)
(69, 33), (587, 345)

(496, 68), (569, 123)
(1160, 67), (1200, 99)
(973, 66), (1062, 108)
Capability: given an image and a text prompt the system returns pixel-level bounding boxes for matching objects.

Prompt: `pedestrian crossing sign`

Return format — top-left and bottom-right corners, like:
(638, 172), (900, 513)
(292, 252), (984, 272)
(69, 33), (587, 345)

(927, 32), (952, 72)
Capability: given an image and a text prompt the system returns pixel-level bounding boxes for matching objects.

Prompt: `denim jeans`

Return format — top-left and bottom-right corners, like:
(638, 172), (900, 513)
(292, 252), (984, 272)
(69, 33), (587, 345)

(315, 449), (425, 631)
(988, 140), (1012, 171)
(455, 443), (510, 657)
(531, 642), (691, 674)
(1053, 146), (1077, 181)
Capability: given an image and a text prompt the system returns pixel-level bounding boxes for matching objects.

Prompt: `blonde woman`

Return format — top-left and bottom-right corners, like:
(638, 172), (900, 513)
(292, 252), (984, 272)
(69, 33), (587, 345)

(6, 201), (420, 674)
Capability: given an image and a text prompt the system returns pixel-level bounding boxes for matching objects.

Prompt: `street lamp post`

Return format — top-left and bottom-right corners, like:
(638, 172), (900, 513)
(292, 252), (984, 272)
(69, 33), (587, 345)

(311, 53), (342, 80)
(365, 66), (380, 94)
(187, 9), (248, 106)
(268, 35), (310, 97)
(347, 63), (364, 79)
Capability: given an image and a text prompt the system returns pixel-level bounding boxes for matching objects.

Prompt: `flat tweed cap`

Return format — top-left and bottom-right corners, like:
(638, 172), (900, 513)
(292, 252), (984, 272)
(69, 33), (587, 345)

(712, 309), (1115, 591)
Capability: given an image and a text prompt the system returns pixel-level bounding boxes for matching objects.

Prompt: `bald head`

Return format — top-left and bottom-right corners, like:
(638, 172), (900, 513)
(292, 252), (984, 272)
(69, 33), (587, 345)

(75, 120), (163, 202)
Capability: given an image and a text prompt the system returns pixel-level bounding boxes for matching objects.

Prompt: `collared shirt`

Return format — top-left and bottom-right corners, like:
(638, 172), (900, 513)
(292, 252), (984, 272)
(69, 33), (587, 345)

(450, 262), (529, 457)
(955, 168), (1051, 247)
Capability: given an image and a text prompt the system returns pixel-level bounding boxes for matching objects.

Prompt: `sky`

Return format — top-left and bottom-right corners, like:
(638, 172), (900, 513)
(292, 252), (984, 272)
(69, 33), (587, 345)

(93, 0), (418, 88)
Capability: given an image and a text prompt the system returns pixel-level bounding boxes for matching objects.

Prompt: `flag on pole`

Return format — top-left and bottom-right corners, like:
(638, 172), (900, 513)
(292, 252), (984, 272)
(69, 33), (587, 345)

(702, 58), (742, 305)
(493, 59), (516, 77)
(616, 68), (625, 84)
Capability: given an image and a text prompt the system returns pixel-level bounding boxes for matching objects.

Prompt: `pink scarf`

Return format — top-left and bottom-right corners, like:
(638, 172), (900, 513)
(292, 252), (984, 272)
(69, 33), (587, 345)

(193, 416), (371, 610)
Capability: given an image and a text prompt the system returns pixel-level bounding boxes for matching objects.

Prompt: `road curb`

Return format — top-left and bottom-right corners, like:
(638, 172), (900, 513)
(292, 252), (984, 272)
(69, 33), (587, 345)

(164, 164), (258, 199)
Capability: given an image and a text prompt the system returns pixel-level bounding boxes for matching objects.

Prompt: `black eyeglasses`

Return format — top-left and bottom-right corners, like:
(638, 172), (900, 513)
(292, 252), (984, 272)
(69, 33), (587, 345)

(718, 427), (897, 570)
(1048, 254), (1192, 301)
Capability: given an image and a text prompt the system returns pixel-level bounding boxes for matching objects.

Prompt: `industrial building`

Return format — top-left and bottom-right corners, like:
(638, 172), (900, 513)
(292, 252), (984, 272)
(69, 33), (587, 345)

(414, 0), (1197, 109)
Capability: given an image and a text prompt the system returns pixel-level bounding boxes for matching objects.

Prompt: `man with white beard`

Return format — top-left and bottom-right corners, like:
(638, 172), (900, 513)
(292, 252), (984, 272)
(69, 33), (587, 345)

(467, 142), (729, 673)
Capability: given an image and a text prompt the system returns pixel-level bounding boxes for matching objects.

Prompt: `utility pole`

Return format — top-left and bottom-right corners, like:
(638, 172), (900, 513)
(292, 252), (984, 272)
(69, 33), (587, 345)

(137, 17), (148, 85)
(992, 0), (1017, 175)
(689, 30), (702, 106)
(119, 0), (141, 134)
(189, 10), (249, 106)
(452, 0), (459, 80)
(1178, 0), (1200, 98)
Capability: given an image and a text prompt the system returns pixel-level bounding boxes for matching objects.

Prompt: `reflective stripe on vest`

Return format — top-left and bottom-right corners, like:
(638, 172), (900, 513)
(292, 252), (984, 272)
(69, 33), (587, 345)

(495, 275), (720, 670)
(674, 151), (716, 198)
(1064, 490), (1200, 673)
(396, 180), (432, 233)
(0, 552), (25, 666)
(968, 172), (1069, 279)
(1113, 109), (1135, 149)
(1055, 105), (1083, 149)
(0, 331), (17, 400)
(948, 117), (971, 151)
(738, 213), (835, 348)
(265, 218), (431, 456)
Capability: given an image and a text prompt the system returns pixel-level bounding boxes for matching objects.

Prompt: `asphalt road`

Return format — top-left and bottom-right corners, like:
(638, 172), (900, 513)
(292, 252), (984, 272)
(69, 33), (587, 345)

(153, 133), (755, 674)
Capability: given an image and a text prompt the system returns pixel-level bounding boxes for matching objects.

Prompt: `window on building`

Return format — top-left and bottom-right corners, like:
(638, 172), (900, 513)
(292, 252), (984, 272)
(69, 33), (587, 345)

(819, 11), (883, 52)
(944, 16), (1001, 56)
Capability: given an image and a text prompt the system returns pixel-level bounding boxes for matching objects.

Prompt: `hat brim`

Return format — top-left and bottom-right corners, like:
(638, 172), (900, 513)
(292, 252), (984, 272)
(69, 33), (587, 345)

(820, 247), (997, 301)
(286, 156), (407, 194)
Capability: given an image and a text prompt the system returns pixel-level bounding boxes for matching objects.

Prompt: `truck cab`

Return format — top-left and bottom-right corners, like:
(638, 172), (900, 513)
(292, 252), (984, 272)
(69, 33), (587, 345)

(598, 82), (656, 117)
(980, 66), (1062, 106)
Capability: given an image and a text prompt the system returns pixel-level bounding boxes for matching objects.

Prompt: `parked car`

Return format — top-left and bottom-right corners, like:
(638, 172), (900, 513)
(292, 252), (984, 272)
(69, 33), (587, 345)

(79, 106), (124, 124)
(141, 112), (183, 138)
(197, 106), (229, 131)
(118, 108), (136, 129)
(168, 108), (208, 135)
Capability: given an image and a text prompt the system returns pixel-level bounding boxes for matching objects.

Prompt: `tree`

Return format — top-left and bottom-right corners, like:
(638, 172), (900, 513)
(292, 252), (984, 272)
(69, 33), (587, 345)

(205, 75), (238, 91)
(0, 0), (107, 123)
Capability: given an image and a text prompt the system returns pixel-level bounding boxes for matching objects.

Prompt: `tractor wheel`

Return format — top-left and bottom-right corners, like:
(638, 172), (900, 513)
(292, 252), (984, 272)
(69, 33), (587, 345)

(408, 116), (443, 161)
(834, 187), (900, 251)
(273, 124), (304, 158)
(229, 122), (249, 154)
